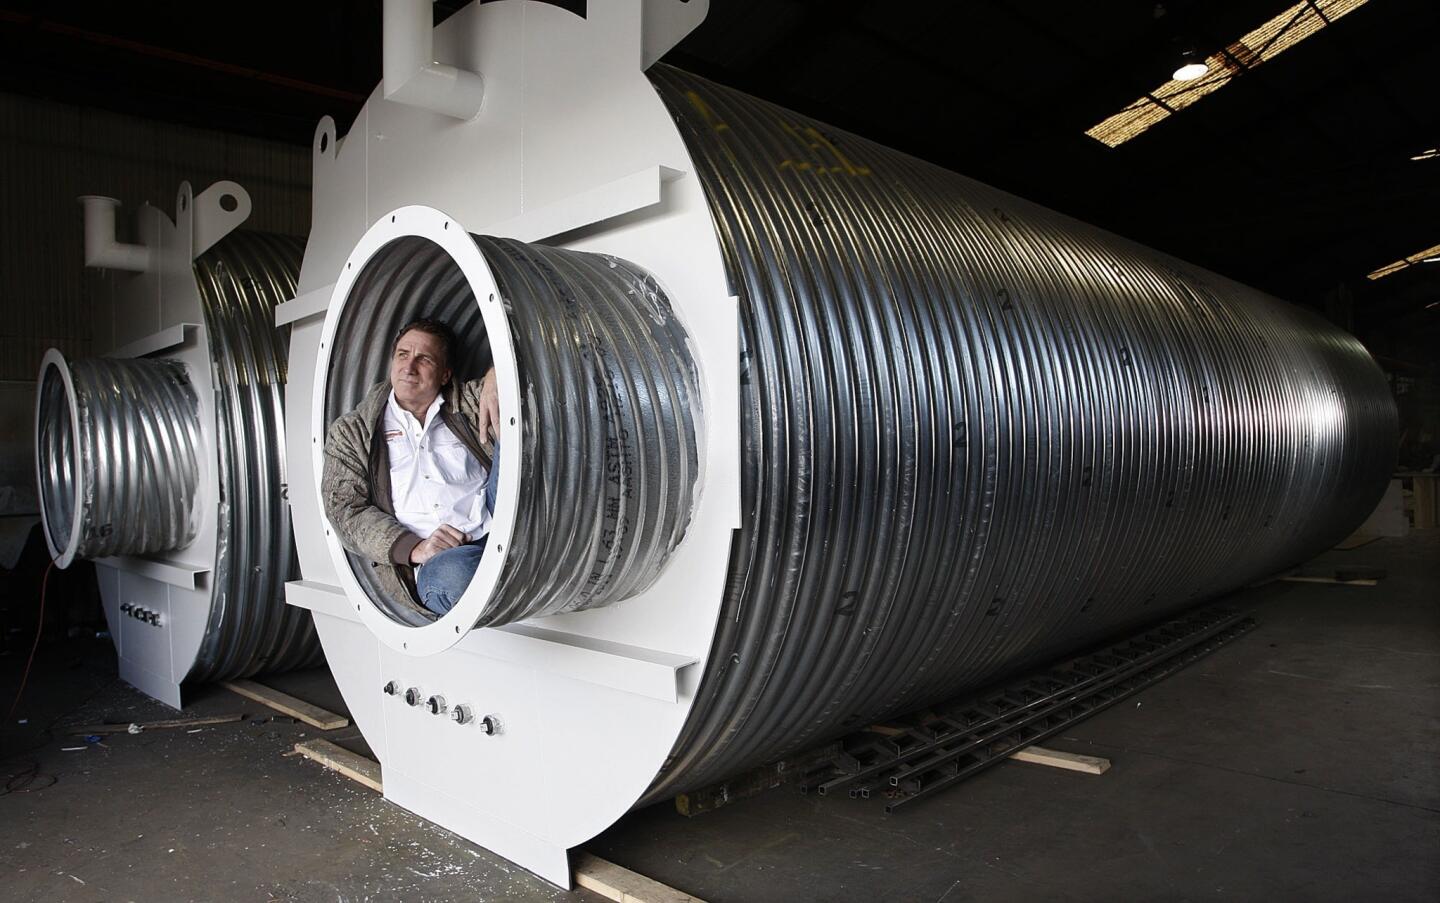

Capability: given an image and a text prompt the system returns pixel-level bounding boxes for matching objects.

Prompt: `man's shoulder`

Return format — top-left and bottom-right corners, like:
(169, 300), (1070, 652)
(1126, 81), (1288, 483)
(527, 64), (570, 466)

(327, 382), (389, 444)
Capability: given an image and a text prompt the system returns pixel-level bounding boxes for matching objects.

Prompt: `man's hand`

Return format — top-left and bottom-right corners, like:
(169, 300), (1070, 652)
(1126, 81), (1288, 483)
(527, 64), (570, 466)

(409, 525), (467, 566)
(476, 366), (500, 440)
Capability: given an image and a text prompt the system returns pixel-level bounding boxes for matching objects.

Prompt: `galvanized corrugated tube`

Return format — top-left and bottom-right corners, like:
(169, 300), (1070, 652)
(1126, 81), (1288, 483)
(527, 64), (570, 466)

(36, 354), (202, 565)
(323, 235), (699, 628)
(637, 66), (1397, 800)
(188, 230), (320, 680)
(33, 230), (319, 680)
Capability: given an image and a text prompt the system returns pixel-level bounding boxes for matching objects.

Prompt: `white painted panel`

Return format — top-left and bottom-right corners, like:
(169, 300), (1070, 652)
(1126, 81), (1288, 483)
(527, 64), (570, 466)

(286, 0), (726, 884)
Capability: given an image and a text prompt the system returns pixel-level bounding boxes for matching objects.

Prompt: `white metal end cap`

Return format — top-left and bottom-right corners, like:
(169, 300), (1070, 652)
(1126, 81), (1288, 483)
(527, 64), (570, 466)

(311, 205), (523, 657)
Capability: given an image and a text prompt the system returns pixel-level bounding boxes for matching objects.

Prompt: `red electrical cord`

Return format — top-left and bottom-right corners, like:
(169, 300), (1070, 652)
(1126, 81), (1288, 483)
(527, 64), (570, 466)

(5, 561), (53, 723)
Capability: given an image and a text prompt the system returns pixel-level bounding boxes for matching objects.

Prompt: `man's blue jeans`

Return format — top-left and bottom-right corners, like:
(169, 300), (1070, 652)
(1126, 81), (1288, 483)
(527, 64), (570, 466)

(416, 441), (501, 616)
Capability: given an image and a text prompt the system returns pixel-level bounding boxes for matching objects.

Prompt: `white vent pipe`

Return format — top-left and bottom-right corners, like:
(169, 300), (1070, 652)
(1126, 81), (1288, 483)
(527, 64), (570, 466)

(383, 0), (484, 120)
(78, 196), (151, 272)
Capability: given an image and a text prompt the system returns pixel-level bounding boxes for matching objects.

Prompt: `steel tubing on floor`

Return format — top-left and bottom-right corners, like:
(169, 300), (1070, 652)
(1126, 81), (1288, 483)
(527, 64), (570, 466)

(640, 67), (1397, 800)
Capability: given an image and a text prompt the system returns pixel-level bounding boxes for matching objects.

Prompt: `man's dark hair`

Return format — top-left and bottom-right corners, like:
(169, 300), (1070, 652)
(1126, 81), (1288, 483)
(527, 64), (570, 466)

(392, 317), (456, 370)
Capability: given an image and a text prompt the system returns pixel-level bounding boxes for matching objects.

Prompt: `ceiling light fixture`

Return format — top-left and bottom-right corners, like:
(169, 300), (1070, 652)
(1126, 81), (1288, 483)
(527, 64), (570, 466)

(1173, 61), (1209, 81)
(1367, 241), (1440, 280)
(1087, 0), (1371, 148)
(1173, 49), (1209, 81)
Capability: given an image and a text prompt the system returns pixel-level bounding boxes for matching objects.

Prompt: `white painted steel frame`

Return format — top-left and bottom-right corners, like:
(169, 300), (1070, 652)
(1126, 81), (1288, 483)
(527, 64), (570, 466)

(58, 182), (253, 707)
(281, 0), (730, 889)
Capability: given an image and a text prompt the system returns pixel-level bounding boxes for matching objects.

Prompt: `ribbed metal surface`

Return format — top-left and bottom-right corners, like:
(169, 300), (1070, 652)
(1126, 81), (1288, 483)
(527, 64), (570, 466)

(324, 236), (699, 628)
(188, 230), (320, 680)
(477, 237), (700, 625)
(640, 66), (1397, 800)
(36, 354), (201, 563)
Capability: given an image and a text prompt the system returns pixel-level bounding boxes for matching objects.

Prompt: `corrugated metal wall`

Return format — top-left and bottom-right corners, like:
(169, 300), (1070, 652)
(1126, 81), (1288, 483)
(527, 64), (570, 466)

(0, 90), (311, 380)
(0, 90), (312, 514)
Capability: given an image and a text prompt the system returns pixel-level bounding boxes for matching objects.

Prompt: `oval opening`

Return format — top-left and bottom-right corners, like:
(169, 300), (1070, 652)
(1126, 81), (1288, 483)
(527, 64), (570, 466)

(323, 237), (496, 627)
(36, 358), (79, 561)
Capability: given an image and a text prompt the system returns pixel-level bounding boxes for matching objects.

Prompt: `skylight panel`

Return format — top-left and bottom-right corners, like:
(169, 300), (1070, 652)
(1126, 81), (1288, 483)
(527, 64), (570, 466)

(1367, 241), (1440, 281)
(1086, 0), (1370, 148)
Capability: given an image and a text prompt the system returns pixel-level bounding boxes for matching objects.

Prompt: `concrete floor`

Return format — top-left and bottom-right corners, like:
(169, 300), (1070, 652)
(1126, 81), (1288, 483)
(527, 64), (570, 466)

(1, 530), (1436, 902)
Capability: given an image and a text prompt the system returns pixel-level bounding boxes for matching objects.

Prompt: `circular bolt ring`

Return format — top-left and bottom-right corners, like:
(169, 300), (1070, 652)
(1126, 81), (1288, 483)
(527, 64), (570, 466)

(450, 704), (473, 725)
(479, 715), (497, 736)
(426, 695), (447, 715)
(382, 680), (400, 696)
(404, 687), (423, 707)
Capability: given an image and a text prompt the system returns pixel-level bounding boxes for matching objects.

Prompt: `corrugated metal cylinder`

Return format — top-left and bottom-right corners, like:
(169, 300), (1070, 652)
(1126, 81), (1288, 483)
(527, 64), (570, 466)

(189, 230), (319, 680)
(639, 67), (1397, 799)
(33, 230), (319, 681)
(36, 354), (201, 564)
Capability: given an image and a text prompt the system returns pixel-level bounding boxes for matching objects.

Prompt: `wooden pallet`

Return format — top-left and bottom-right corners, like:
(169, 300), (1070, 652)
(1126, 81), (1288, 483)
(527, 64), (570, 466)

(292, 739), (703, 902)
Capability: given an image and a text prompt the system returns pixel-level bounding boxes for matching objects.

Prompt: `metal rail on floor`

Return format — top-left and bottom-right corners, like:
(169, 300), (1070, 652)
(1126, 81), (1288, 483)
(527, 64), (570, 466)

(798, 607), (1257, 812)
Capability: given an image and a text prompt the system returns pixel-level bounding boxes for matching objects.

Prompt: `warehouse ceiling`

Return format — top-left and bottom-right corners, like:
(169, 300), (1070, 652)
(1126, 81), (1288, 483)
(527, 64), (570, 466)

(1, 0), (1436, 341)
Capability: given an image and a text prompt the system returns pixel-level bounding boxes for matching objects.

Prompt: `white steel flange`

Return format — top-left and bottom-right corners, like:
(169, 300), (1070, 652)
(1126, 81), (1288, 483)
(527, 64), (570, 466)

(34, 348), (84, 569)
(311, 205), (524, 657)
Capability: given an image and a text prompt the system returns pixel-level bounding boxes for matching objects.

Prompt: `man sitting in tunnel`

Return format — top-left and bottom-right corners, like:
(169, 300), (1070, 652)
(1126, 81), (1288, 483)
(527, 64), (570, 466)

(322, 317), (501, 616)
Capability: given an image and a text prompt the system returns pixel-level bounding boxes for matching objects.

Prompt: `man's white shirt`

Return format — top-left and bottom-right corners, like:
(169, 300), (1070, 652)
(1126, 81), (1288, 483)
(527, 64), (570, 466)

(384, 391), (491, 542)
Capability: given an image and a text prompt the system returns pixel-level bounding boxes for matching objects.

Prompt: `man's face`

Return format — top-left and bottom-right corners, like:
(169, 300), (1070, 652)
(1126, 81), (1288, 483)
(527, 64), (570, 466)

(390, 328), (451, 411)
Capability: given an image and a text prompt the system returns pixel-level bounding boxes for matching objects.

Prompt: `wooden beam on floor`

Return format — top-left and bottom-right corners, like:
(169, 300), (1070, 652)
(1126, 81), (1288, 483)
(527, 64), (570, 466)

(223, 679), (349, 730)
(573, 852), (707, 903)
(293, 738), (382, 792)
(68, 713), (244, 735)
(289, 741), (702, 901)
(1279, 574), (1380, 587)
(863, 723), (907, 737)
(1009, 745), (1111, 775)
